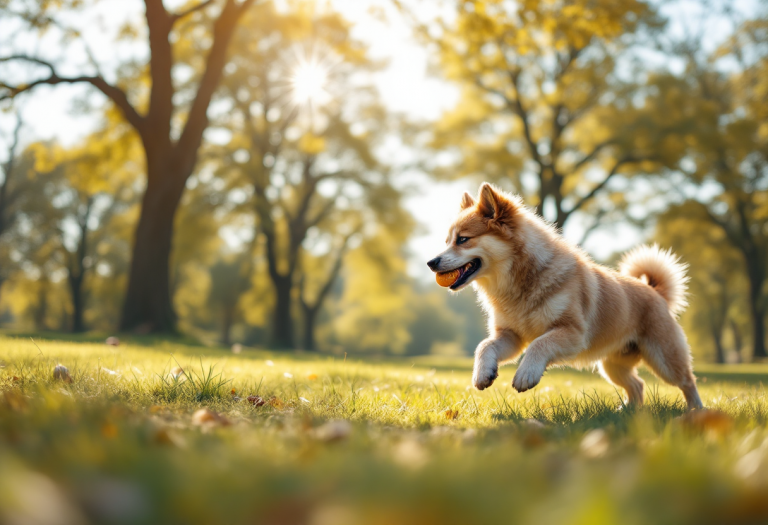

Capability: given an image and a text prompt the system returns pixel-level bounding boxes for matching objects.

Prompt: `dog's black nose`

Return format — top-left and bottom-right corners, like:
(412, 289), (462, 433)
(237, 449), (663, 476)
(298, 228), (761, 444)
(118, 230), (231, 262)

(427, 257), (441, 271)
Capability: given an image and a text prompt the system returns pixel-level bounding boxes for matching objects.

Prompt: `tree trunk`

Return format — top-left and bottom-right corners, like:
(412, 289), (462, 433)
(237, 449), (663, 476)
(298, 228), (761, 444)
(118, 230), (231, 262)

(730, 319), (743, 363)
(302, 305), (318, 351)
(220, 304), (234, 346)
(711, 324), (725, 364)
(272, 276), (294, 348)
(69, 275), (85, 333)
(120, 157), (187, 333)
(745, 258), (767, 361)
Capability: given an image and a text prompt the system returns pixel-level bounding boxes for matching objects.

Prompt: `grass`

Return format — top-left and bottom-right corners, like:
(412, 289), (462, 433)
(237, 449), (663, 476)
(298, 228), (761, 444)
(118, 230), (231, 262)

(1, 335), (768, 525)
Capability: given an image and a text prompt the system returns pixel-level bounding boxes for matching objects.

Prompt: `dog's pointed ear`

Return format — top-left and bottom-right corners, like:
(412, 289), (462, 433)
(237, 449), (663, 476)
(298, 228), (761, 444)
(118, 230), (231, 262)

(477, 183), (502, 219)
(460, 192), (475, 210)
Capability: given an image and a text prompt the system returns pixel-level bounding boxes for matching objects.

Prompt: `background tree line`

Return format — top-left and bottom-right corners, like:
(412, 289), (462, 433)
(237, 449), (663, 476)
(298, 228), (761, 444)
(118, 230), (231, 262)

(0, 0), (766, 362)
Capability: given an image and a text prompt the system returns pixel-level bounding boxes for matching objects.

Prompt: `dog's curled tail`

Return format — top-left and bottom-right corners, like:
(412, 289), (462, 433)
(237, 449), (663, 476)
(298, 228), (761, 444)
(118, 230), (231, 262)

(619, 244), (689, 317)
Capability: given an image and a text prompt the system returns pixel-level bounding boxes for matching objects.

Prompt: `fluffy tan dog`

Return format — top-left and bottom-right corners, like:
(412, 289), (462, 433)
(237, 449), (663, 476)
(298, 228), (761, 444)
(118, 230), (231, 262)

(427, 183), (703, 410)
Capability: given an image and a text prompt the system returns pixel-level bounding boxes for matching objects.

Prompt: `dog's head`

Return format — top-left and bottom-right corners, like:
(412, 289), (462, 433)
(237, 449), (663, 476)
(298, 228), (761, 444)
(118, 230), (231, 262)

(427, 183), (519, 291)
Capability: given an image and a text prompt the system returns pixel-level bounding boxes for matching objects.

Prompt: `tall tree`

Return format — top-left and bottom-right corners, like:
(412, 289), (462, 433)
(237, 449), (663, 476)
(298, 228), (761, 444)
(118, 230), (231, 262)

(415, 0), (672, 230)
(214, 4), (399, 348)
(658, 14), (768, 360)
(0, 0), (257, 333)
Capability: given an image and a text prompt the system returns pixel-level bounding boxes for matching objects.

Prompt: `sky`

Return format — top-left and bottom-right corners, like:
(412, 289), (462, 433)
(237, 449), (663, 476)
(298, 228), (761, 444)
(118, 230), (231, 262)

(0, 0), (760, 279)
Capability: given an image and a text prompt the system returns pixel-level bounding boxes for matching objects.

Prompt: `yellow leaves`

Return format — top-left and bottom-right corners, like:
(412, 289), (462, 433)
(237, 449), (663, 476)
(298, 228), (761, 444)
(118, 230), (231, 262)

(298, 134), (326, 155)
(444, 408), (459, 420)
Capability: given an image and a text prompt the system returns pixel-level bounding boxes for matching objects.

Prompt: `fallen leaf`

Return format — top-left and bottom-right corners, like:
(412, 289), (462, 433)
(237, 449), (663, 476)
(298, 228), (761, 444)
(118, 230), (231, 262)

(230, 388), (237, 396)
(247, 395), (266, 406)
(312, 420), (352, 442)
(192, 408), (231, 427)
(153, 427), (185, 448)
(677, 409), (733, 437)
(580, 429), (609, 458)
(53, 364), (72, 383)
(444, 408), (459, 420)
(101, 422), (118, 438)
(268, 397), (284, 409)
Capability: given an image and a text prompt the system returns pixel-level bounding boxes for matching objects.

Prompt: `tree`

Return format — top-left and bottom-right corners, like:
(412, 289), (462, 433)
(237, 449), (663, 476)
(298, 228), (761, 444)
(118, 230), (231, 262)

(0, 0), (258, 333)
(658, 14), (768, 360)
(655, 201), (749, 363)
(214, 4), (403, 348)
(0, 114), (24, 303)
(415, 0), (673, 231)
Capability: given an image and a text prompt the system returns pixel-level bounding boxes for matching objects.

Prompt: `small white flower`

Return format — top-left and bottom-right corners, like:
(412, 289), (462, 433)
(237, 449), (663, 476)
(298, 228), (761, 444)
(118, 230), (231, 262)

(265, 360), (274, 367)
(284, 372), (293, 378)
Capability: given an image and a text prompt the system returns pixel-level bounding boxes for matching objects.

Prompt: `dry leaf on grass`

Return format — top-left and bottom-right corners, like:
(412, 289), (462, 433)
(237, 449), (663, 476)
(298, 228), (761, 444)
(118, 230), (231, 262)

(444, 409), (459, 420)
(677, 409), (734, 437)
(247, 395), (266, 407)
(53, 364), (72, 383)
(153, 427), (185, 448)
(268, 396), (284, 409)
(312, 420), (352, 442)
(192, 408), (231, 427)
(580, 429), (609, 458)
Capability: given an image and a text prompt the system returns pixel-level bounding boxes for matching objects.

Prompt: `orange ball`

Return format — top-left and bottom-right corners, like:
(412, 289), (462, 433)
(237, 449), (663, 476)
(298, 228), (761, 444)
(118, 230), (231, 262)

(436, 270), (460, 287)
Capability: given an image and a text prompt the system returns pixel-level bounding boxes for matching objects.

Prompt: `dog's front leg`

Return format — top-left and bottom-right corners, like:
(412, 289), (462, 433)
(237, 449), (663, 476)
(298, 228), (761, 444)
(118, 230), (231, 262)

(513, 326), (583, 392)
(473, 329), (522, 390)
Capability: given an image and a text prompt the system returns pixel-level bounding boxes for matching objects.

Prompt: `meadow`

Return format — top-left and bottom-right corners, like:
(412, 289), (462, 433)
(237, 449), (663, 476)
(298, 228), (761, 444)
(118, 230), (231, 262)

(2, 334), (768, 525)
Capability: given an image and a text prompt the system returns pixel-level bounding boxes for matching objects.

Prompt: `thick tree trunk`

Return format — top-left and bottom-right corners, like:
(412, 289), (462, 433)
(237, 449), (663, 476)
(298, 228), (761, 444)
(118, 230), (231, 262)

(711, 325), (725, 364)
(69, 275), (85, 333)
(220, 304), (234, 346)
(748, 296), (766, 361)
(730, 319), (743, 363)
(120, 157), (187, 333)
(272, 276), (294, 348)
(745, 259), (767, 361)
(302, 306), (317, 351)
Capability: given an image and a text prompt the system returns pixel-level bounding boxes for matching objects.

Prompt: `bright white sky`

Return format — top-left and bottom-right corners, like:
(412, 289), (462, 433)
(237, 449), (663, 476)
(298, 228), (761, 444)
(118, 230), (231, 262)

(0, 0), (759, 279)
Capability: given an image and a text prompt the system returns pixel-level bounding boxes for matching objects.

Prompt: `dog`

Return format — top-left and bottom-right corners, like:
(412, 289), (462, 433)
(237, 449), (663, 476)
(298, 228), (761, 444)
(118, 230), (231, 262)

(427, 183), (703, 410)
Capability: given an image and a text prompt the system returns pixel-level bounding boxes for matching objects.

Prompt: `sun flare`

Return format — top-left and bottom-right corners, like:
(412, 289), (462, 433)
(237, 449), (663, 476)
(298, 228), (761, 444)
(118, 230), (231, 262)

(291, 59), (329, 106)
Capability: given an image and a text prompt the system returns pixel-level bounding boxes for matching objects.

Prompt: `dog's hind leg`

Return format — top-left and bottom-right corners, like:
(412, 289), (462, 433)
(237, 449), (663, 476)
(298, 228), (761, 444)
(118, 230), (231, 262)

(473, 329), (523, 390)
(600, 346), (645, 407)
(638, 318), (703, 410)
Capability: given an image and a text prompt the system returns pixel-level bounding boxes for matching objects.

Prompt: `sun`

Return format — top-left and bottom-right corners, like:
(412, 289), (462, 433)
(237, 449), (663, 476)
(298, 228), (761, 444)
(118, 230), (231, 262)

(291, 58), (330, 106)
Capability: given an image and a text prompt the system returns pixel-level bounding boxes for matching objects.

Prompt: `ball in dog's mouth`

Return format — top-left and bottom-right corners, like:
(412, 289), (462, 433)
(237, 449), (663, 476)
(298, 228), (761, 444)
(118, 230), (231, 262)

(435, 259), (482, 288)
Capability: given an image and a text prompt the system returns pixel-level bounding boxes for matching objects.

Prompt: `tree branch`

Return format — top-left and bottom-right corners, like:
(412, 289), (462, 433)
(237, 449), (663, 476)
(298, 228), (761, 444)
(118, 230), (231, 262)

(176, 0), (257, 168)
(565, 155), (654, 220)
(171, 0), (216, 22)
(0, 56), (145, 133)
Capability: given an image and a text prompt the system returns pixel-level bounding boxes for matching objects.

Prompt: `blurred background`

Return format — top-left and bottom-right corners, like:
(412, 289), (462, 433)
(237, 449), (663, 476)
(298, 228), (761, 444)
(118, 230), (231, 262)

(0, 0), (765, 362)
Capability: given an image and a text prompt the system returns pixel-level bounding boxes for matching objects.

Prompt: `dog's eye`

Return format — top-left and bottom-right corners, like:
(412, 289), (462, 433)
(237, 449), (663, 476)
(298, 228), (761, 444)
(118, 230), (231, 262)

(456, 236), (469, 245)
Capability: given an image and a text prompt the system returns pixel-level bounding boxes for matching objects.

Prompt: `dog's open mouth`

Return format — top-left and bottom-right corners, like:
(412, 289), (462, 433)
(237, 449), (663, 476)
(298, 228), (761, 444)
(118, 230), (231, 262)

(436, 258), (482, 290)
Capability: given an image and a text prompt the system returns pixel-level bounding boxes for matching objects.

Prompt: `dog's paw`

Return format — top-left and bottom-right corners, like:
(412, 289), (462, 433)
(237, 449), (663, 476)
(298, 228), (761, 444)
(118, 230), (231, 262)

(472, 365), (498, 390)
(512, 360), (545, 393)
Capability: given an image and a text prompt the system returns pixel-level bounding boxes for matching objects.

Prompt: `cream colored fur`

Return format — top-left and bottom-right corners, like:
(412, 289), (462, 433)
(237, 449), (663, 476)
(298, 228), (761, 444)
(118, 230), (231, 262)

(428, 183), (703, 410)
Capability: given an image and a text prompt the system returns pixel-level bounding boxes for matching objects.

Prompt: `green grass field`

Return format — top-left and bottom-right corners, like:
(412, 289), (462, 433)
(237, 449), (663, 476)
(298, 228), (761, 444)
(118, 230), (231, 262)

(2, 335), (768, 525)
